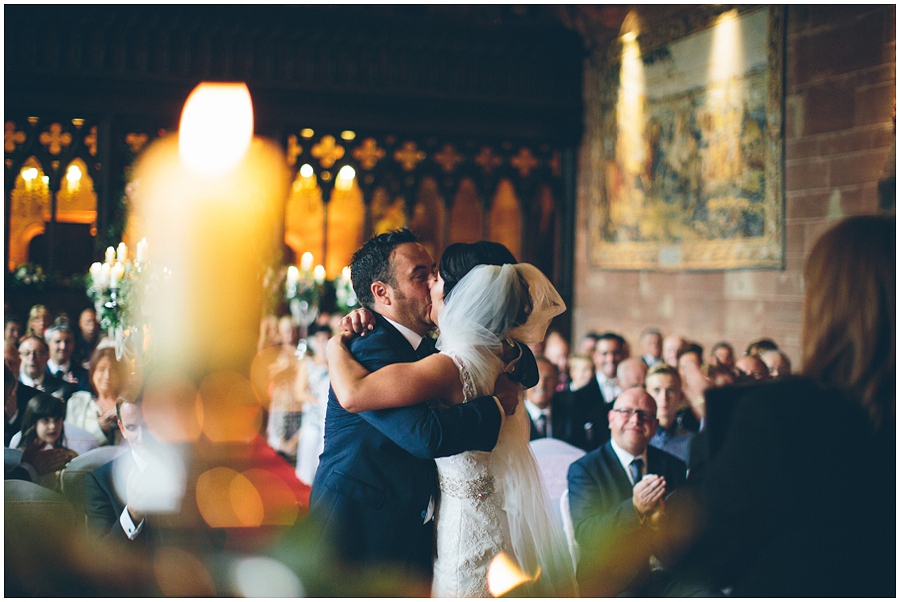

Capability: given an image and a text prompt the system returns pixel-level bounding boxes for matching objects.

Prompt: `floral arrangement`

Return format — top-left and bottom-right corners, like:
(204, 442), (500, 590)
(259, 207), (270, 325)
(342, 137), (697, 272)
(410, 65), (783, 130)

(85, 239), (155, 362)
(11, 263), (47, 287)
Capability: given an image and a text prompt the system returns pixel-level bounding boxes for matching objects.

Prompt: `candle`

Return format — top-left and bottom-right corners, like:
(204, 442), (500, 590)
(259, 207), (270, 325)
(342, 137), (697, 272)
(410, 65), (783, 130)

(137, 238), (148, 263)
(90, 262), (102, 283)
(117, 242), (128, 263)
(286, 265), (299, 295)
(300, 252), (314, 273)
(314, 264), (326, 284)
(133, 81), (288, 380)
(105, 246), (116, 265)
(111, 262), (125, 288)
(341, 266), (351, 281)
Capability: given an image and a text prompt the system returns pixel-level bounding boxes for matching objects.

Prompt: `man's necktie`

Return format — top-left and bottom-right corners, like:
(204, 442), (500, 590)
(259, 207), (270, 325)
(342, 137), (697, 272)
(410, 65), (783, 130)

(629, 457), (644, 487)
(535, 414), (547, 438)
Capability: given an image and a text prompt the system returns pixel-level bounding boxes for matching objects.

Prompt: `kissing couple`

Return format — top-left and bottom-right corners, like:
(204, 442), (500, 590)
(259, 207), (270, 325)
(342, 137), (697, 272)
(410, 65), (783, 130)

(308, 229), (577, 597)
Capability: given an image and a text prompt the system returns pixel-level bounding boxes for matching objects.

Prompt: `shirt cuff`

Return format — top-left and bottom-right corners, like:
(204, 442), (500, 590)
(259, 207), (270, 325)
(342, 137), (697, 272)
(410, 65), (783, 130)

(119, 506), (145, 540)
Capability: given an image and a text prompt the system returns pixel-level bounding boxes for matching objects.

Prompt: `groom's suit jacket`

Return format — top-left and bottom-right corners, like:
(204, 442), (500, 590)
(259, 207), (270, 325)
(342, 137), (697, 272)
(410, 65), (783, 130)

(308, 312), (503, 580)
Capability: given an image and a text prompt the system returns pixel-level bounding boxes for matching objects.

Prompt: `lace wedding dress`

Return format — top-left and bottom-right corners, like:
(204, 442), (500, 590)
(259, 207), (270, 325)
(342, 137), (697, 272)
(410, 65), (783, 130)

(430, 263), (577, 598)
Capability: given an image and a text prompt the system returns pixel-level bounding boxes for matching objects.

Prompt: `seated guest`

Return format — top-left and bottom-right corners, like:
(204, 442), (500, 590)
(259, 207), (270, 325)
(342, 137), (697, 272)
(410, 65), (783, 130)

(72, 308), (101, 369)
(26, 304), (51, 338)
(616, 357), (647, 390)
(744, 337), (778, 357)
(760, 349), (791, 378)
(84, 396), (158, 548)
(14, 393), (78, 491)
(734, 354), (770, 381)
(44, 320), (90, 392)
(577, 331), (601, 355)
(567, 354), (595, 391)
(676, 343), (704, 392)
(525, 356), (573, 443)
(646, 364), (695, 463)
(5, 315), (23, 345)
(639, 328), (663, 367)
(708, 342), (735, 371)
(567, 387), (689, 596)
(18, 335), (75, 400)
(66, 344), (129, 446)
(543, 330), (571, 391)
(662, 334), (685, 367)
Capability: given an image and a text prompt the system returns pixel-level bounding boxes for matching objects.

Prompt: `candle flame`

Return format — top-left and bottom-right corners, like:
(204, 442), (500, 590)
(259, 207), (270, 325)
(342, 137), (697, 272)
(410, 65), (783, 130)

(178, 83), (254, 176)
(487, 551), (540, 597)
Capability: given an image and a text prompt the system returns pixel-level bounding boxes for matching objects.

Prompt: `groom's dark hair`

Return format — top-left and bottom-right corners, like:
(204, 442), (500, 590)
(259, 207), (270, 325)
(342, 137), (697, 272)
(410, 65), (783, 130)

(350, 228), (420, 309)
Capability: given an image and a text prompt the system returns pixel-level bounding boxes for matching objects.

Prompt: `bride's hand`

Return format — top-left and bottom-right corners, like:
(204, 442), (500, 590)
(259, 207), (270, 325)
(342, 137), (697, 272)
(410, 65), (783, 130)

(339, 308), (376, 335)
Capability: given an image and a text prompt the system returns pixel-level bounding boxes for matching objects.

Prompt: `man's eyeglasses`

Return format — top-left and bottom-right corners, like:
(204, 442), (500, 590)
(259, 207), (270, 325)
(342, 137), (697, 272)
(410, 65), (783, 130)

(611, 408), (656, 422)
(19, 350), (47, 357)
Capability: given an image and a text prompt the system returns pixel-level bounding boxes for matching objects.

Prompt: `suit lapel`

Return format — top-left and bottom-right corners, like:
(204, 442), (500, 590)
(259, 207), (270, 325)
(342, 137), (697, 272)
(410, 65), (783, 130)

(601, 442), (634, 496)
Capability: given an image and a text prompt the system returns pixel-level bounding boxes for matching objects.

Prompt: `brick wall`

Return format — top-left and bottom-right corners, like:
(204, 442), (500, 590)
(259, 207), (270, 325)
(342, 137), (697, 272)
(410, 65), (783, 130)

(573, 5), (895, 368)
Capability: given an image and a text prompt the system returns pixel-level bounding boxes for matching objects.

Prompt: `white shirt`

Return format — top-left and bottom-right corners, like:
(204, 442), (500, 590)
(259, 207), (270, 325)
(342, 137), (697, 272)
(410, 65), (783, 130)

(610, 438), (648, 486)
(596, 371), (621, 403)
(524, 398), (552, 438)
(46, 359), (70, 376)
(18, 372), (45, 390)
(119, 448), (149, 540)
(383, 316), (424, 351)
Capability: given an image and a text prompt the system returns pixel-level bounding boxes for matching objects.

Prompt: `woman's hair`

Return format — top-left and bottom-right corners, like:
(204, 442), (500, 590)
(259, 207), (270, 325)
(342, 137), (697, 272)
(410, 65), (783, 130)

(439, 241), (530, 330)
(27, 304), (50, 336)
(745, 338), (778, 356)
(646, 362), (681, 384)
(801, 215), (895, 431)
(18, 393), (67, 450)
(88, 345), (129, 398)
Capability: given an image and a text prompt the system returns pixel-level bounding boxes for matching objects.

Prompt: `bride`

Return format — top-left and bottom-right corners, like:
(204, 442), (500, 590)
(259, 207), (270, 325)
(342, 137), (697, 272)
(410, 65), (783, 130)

(327, 242), (577, 597)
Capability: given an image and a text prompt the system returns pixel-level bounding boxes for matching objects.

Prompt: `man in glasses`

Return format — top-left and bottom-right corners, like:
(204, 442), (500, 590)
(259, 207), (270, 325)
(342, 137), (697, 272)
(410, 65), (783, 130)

(566, 386), (689, 596)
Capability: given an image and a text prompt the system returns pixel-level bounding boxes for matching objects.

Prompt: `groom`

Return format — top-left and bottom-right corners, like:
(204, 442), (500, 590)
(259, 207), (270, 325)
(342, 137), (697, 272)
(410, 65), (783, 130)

(308, 229), (519, 586)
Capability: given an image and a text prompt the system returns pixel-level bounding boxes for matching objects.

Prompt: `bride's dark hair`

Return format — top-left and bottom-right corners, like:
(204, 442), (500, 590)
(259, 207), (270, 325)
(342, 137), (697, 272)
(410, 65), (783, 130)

(439, 241), (531, 329)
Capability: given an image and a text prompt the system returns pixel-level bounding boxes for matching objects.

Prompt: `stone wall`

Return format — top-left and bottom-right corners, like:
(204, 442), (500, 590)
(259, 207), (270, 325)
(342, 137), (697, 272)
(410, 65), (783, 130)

(573, 5), (895, 367)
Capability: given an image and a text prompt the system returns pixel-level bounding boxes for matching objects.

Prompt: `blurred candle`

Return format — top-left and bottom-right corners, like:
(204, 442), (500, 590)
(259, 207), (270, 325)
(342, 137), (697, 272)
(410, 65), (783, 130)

(300, 252), (313, 273)
(90, 262), (101, 283)
(313, 264), (326, 284)
(137, 238), (148, 263)
(117, 242), (128, 263)
(105, 246), (116, 265)
(286, 265), (299, 294)
(132, 82), (288, 377)
(111, 262), (125, 288)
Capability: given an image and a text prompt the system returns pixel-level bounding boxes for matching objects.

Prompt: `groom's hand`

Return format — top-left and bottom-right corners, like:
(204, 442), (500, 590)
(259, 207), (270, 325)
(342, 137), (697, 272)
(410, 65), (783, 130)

(493, 373), (520, 416)
(340, 308), (376, 335)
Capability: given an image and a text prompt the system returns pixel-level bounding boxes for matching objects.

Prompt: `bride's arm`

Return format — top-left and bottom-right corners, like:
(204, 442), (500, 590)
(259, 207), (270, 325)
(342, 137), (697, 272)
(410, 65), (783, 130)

(327, 332), (460, 412)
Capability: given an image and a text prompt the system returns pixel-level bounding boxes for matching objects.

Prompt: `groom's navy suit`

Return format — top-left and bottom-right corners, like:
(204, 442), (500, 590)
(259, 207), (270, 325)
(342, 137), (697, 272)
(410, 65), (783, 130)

(308, 313), (503, 580)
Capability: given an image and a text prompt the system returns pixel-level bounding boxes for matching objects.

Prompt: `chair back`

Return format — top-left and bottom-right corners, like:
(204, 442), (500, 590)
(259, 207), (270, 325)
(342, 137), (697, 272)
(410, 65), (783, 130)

(5, 479), (77, 528)
(559, 488), (580, 571)
(59, 445), (127, 525)
(529, 438), (586, 525)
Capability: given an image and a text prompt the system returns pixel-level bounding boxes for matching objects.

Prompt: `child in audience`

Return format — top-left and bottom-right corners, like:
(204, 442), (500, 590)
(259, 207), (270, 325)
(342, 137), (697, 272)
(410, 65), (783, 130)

(14, 393), (78, 490)
(567, 354), (595, 391)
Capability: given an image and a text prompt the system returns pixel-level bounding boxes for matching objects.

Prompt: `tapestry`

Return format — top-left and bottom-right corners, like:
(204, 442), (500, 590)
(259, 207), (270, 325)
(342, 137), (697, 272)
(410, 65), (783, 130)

(587, 6), (784, 270)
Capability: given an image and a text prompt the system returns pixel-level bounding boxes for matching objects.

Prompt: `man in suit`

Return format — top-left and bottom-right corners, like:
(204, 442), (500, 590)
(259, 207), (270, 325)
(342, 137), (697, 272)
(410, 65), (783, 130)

(567, 387), (688, 596)
(567, 332), (626, 451)
(308, 229), (518, 587)
(17, 335), (75, 400)
(44, 321), (90, 392)
(525, 356), (573, 444)
(84, 398), (157, 548)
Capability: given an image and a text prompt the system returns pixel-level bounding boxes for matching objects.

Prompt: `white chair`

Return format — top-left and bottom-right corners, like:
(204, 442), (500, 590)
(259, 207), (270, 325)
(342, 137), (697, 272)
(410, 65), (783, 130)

(529, 438), (586, 526)
(559, 488), (580, 571)
(59, 445), (127, 526)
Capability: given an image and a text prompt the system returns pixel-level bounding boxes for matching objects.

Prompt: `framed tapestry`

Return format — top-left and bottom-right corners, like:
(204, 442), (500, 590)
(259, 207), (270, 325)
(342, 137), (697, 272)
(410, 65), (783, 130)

(587, 6), (785, 271)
